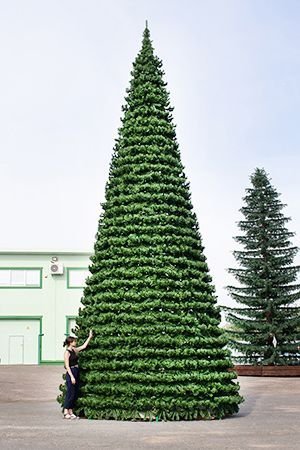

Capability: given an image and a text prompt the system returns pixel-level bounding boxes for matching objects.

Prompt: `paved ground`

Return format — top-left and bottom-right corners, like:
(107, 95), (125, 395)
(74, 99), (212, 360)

(0, 366), (299, 450)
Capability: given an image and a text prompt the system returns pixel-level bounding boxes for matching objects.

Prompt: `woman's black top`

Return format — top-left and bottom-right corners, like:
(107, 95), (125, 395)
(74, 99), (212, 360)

(67, 349), (79, 367)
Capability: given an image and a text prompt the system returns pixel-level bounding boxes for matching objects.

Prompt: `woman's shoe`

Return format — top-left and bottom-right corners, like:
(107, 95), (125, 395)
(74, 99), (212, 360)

(63, 413), (71, 419)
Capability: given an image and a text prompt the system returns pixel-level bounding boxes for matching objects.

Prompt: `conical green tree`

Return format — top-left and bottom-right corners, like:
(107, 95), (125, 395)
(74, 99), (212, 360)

(65, 27), (242, 420)
(224, 168), (300, 365)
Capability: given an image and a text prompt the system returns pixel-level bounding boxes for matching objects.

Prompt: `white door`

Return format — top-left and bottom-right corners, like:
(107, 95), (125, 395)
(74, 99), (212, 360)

(9, 335), (24, 364)
(0, 320), (39, 364)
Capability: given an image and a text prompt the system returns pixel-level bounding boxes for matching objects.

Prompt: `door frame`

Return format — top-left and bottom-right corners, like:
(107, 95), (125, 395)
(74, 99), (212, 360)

(0, 316), (43, 364)
(65, 315), (77, 337)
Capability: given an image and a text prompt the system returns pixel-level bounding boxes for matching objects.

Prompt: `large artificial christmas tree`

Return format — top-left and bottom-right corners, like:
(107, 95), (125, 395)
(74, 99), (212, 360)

(224, 168), (300, 365)
(61, 26), (242, 420)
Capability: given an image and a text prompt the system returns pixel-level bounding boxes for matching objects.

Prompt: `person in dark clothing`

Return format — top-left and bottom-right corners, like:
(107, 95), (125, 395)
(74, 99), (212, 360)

(63, 330), (93, 419)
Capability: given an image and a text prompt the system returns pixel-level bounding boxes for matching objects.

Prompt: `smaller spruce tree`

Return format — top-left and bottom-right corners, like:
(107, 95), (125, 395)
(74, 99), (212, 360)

(224, 168), (300, 365)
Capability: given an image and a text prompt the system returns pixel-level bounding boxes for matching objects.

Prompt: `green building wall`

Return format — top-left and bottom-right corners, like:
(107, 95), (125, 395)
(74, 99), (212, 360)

(0, 251), (91, 365)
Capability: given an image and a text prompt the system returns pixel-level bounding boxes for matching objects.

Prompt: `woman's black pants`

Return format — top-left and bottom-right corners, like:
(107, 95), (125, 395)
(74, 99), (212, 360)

(64, 367), (80, 409)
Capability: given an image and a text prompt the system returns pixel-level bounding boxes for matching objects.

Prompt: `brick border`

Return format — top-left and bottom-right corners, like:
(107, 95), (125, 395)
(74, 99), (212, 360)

(233, 365), (300, 377)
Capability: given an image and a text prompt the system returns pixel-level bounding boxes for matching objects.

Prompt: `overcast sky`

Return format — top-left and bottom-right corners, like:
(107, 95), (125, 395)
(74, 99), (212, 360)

(1, 0), (300, 307)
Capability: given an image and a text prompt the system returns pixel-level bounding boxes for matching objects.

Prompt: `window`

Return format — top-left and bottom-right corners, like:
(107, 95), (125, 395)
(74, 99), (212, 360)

(26, 270), (41, 286)
(67, 268), (89, 288)
(0, 270), (10, 285)
(11, 270), (25, 286)
(0, 268), (42, 288)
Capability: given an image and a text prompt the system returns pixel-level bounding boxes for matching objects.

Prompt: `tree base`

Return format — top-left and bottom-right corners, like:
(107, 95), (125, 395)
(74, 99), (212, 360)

(234, 365), (300, 377)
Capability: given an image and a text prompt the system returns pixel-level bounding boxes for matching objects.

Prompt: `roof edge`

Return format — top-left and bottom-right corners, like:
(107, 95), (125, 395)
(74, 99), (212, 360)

(0, 250), (93, 256)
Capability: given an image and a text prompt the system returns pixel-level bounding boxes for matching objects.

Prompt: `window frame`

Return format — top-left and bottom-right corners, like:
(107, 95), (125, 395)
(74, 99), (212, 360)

(0, 268), (43, 289)
(66, 267), (89, 289)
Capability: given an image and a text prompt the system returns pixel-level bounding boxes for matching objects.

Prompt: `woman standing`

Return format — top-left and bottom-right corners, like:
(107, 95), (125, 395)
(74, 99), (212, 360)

(63, 330), (93, 419)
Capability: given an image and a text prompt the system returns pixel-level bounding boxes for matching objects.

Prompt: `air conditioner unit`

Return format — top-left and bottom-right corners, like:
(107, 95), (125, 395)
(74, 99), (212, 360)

(50, 263), (64, 275)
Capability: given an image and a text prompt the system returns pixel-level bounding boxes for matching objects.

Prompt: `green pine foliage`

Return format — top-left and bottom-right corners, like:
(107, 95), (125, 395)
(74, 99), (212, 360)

(59, 27), (242, 420)
(224, 168), (300, 365)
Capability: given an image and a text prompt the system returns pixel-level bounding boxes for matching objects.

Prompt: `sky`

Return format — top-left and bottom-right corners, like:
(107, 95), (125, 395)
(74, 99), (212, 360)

(0, 0), (300, 308)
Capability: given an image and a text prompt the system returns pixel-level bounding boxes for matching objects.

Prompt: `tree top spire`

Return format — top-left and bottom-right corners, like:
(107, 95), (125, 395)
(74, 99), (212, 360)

(143, 20), (151, 41)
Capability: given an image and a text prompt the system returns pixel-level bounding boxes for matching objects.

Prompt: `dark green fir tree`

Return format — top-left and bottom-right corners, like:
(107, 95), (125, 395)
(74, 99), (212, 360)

(59, 26), (242, 420)
(224, 168), (300, 365)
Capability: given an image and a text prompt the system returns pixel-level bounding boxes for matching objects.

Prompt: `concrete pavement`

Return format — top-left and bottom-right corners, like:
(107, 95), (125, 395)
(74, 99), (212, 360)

(0, 365), (299, 449)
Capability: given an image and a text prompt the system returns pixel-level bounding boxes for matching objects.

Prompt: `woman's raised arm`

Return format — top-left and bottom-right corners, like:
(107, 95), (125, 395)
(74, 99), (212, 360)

(75, 330), (93, 352)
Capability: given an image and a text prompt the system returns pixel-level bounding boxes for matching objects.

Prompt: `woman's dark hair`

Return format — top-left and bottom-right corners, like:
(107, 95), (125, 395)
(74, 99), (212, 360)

(63, 336), (76, 347)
